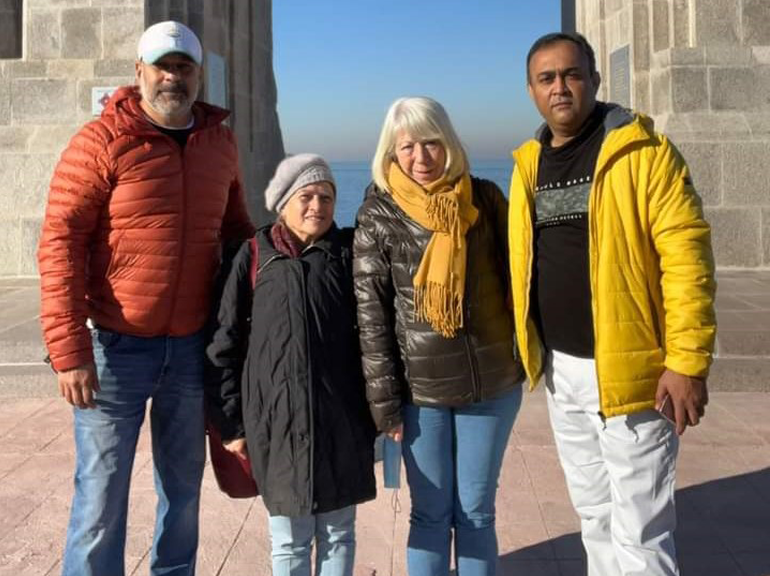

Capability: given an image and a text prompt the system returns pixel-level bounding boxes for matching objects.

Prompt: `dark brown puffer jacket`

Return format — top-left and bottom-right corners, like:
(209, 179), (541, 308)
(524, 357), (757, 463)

(353, 177), (525, 432)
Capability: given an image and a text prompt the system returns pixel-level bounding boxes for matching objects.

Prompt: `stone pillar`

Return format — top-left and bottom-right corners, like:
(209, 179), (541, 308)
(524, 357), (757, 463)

(145, 0), (285, 226)
(0, 0), (284, 276)
(571, 0), (770, 269)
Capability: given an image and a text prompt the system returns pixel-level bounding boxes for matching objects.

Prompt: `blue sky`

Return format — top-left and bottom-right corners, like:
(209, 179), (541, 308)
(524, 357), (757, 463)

(273, 1), (562, 162)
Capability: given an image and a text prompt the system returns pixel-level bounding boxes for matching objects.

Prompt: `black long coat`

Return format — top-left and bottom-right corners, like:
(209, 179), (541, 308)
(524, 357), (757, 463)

(207, 225), (377, 516)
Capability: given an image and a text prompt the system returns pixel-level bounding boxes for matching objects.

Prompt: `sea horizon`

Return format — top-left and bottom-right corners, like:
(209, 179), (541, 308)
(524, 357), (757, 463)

(330, 158), (514, 227)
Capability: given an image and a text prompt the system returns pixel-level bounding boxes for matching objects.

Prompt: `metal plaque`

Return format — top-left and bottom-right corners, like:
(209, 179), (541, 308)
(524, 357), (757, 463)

(609, 45), (631, 108)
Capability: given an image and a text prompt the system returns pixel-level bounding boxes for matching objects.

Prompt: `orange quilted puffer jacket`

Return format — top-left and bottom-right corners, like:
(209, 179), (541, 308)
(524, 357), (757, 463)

(38, 86), (255, 372)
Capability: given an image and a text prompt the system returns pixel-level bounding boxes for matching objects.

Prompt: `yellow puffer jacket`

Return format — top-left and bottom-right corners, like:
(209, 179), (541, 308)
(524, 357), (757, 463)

(508, 107), (716, 418)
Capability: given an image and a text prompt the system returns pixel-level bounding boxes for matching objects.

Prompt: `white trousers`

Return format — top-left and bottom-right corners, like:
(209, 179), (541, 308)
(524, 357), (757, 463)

(545, 349), (680, 576)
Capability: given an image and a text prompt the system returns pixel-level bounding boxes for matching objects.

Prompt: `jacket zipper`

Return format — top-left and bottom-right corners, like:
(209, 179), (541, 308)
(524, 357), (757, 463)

(589, 154), (605, 421)
(165, 132), (191, 331)
(298, 258), (315, 512)
(462, 310), (482, 402)
(588, 121), (642, 420)
(513, 147), (539, 389)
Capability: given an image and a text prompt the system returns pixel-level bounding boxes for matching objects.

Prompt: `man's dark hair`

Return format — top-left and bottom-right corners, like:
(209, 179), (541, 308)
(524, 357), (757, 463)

(526, 32), (597, 83)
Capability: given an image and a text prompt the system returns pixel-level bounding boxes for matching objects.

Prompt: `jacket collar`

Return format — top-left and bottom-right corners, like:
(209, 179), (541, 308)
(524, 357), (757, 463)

(515, 102), (657, 189)
(258, 223), (343, 261)
(101, 86), (231, 137)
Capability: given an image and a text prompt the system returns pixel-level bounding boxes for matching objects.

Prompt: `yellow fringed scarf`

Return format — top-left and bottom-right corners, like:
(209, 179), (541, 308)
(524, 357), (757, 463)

(387, 163), (478, 338)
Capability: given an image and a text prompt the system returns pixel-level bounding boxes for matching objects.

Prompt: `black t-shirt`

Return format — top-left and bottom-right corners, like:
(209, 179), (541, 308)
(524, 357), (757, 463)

(531, 103), (608, 358)
(155, 122), (193, 149)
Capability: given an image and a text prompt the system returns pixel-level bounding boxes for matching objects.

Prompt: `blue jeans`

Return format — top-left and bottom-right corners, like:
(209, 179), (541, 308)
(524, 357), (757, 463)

(268, 505), (357, 576)
(402, 386), (522, 576)
(61, 328), (206, 576)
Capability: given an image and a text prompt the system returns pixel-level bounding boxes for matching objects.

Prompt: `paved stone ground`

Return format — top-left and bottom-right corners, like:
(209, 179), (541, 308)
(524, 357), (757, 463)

(0, 272), (768, 575)
(0, 392), (768, 576)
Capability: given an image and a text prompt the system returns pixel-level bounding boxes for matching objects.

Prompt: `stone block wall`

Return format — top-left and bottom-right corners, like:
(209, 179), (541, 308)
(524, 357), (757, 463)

(0, 1), (141, 276)
(574, 0), (770, 269)
(0, 0), (284, 276)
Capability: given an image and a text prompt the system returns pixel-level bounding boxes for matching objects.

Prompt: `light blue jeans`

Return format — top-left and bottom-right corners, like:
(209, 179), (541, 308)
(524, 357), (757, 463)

(268, 505), (357, 576)
(61, 327), (206, 576)
(402, 386), (522, 576)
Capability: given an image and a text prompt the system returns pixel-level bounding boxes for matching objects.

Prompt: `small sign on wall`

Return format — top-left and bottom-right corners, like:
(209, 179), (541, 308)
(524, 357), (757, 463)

(206, 51), (228, 109)
(92, 87), (118, 116)
(609, 45), (631, 108)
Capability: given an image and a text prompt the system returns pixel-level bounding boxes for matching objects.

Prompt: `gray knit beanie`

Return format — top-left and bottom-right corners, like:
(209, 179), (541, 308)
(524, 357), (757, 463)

(264, 153), (336, 213)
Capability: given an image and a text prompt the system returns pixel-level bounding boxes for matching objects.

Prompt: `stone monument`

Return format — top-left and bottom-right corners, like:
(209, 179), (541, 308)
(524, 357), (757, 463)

(0, 0), (285, 276)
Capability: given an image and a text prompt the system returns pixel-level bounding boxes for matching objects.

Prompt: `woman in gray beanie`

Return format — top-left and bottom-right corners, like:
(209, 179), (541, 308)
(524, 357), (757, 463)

(207, 154), (376, 576)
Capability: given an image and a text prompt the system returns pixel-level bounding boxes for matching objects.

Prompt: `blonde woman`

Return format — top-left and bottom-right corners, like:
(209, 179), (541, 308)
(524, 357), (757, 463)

(353, 97), (525, 576)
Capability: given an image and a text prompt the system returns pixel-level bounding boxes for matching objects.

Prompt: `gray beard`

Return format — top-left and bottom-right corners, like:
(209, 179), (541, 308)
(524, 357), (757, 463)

(141, 83), (193, 118)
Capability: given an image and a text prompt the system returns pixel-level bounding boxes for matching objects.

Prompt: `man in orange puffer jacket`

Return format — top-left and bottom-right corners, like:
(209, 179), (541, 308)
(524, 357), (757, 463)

(37, 21), (255, 576)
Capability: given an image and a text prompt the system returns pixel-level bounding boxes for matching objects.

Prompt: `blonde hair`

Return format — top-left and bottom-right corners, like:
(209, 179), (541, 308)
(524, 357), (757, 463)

(371, 96), (468, 192)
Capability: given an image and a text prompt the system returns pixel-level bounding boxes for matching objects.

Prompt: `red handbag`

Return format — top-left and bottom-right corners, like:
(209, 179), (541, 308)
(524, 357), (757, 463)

(205, 236), (261, 499)
(206, 419), (259, 498)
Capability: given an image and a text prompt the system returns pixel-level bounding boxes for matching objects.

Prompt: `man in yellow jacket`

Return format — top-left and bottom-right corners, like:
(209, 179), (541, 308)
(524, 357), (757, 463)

(508, 33), (716, 576)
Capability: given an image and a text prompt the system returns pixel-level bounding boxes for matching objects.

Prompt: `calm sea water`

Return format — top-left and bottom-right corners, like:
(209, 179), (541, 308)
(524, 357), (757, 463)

(330, 159), (514, 227)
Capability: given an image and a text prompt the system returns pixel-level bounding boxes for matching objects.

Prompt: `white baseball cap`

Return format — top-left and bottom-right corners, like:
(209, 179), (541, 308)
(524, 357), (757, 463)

(137, 20), (202, 65)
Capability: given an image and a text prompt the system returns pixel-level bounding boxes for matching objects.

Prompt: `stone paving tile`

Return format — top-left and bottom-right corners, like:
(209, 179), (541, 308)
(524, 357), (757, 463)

(690, 401), (767, 447)
(0, 401), (72, 455)
(512, 427), (555, 447)
(497, 448), (534, 492)
(537, 497), (579, 526)
(518, 444), (570, 499)
(210, 503), (271, 576)
(0, 488), (69, 576)
(497, 522), (554, 560)
(676, 445), (752, 488)
(497, 490), (545, 524)
(0, 398), (56, 439)
(196, 482), (257, 576)
(0, 453), (27, 478)
(511, 388), (550, 428)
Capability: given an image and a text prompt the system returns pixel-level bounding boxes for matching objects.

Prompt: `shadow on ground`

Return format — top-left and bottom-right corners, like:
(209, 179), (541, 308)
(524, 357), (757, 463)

(489, 467), (770, 576)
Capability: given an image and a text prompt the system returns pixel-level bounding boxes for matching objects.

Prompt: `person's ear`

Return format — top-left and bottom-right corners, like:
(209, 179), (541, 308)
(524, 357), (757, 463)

(591, 70), (601, 93)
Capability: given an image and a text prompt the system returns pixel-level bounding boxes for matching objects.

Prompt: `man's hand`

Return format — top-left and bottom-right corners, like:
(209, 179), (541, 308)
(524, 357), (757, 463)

(224, 438), (249, 460)
(386, 423), (404, 443)
(58, 363), (100, 409)
(655, 368), (709, 436)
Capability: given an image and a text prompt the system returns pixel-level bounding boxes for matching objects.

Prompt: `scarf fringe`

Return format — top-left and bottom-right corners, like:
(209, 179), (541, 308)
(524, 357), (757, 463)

(414, 282), (464, 338)
(426, 193), (462, 248)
